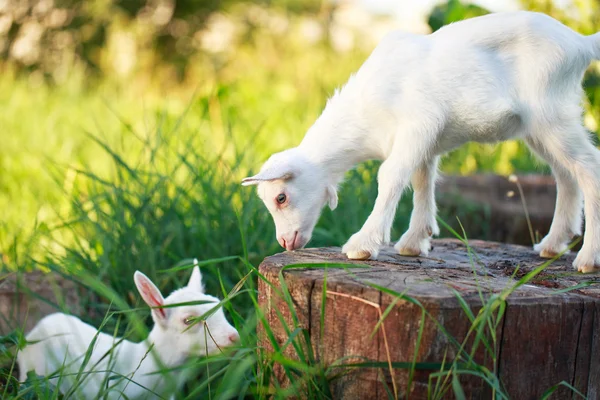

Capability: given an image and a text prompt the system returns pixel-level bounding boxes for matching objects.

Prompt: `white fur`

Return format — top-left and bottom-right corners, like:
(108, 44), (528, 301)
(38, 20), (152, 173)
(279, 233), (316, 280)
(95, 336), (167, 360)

(243, 11), (600, 273)
(17, 260), (240, 399)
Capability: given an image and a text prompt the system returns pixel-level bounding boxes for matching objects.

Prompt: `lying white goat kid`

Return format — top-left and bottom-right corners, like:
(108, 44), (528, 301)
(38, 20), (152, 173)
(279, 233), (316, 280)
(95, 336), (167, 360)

(17, 261), (240, 399)
(243, 11), (600, 273)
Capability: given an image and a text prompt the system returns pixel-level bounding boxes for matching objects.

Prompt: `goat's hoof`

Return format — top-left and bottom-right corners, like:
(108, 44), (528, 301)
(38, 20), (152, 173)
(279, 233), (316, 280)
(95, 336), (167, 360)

(534, 240), (569, 259)
(573, 252), (600, 273)
(577, 264), (598, 273)
(539, 249), (559, 259)
(397, 247), (421, 257)
(346, 250), (371, 260)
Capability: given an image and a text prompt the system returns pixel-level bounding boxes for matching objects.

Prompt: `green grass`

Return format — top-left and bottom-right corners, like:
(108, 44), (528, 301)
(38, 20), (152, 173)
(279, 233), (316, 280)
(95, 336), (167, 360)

(1, 9), (599, 397)
(0, 96), (590, 399)
(0, 16), (557, 255)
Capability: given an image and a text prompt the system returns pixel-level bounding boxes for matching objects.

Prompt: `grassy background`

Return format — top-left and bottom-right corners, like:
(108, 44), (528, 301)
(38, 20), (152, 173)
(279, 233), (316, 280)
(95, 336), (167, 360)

(1, 0), (599, 398)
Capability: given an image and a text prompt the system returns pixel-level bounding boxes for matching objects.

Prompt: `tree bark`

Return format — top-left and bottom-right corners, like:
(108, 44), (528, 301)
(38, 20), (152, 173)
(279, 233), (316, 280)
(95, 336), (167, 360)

(258, 239), (600, 399)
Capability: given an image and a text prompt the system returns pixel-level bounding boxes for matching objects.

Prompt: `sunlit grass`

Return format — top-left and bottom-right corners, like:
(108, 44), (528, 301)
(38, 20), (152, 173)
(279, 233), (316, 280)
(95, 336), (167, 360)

(2, 5), (599, 396)
(0, 104), (587, 397)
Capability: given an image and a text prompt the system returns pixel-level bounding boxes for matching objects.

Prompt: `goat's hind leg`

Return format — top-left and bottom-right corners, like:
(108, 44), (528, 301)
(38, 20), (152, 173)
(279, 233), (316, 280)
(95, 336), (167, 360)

(528, 124), (600, 272)
(525, 137), (583, 258)
(395, 156), (440, 256)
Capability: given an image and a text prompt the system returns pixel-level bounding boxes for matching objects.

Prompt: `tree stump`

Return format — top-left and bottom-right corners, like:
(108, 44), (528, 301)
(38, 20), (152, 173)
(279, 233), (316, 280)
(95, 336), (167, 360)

(437, 174), (559, 247)
(258, 239), (600, 399)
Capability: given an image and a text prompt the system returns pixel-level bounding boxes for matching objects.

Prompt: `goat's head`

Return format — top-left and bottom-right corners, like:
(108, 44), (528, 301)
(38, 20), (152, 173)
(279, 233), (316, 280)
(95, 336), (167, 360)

(242, 149), (338, 251)
(134, 261), (240, 357)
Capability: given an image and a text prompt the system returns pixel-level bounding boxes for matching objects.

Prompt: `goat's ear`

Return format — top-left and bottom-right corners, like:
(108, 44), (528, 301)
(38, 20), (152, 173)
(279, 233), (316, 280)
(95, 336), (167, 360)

(187, 259), (205, 293)
(241, 166), (294, 186)
(326, 185), (338, 210)
(134, 271), (167, 325)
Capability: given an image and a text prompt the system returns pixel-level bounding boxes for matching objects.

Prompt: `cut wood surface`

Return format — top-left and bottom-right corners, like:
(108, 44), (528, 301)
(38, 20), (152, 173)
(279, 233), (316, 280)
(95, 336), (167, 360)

(258, 239), (600, 399)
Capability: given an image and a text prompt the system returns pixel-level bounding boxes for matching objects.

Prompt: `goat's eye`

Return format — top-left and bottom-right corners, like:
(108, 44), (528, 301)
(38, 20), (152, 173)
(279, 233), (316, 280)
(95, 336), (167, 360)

(276, 193), (287, 204)
(183, 317), (195, 325)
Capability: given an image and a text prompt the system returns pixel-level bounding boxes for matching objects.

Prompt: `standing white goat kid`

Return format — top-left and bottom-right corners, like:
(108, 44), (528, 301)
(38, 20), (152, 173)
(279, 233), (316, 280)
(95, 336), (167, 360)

(17, 260), (240, 399)
(242, 11), (600, 273)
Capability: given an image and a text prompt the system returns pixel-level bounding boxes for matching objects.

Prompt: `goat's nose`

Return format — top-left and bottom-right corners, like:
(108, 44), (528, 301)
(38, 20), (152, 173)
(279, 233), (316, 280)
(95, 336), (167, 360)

(278, 236), (286, 249)
(229, 332), (240, 343)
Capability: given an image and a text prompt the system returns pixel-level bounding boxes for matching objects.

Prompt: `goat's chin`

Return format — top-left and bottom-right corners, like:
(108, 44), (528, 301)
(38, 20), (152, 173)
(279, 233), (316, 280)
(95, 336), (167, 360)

(200, 342), (237, 357)
(200, 347), (220, 357)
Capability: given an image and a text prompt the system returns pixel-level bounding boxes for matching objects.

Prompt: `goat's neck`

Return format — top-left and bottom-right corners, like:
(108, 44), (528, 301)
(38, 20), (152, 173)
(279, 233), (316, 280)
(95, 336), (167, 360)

(110, 328), (186, 396)
(298, 94), (381, 184)
(144, 327), (188, 369)
(298, 125), (373, 185)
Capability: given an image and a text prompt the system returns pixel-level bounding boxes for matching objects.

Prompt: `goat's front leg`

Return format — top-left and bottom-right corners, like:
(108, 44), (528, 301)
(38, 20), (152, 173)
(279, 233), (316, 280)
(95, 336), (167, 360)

(395, 156), (440, 256)
(342, 158), (413, 260)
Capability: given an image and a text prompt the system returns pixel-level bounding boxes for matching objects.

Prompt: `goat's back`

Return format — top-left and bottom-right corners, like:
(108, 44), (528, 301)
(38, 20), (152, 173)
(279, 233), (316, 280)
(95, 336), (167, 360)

(342, 11), (596, 143)
(436, 11), (593, 90)
(17, 313), (118, 395)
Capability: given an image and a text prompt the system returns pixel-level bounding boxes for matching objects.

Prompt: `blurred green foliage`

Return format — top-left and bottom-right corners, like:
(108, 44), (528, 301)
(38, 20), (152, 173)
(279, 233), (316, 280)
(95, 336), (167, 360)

(1, 0), (600, 257)
(1, 0), (326, 81)
(428, 0), (489, 32)
(0, 4), (367, 254)
(1, 1), (600, 397)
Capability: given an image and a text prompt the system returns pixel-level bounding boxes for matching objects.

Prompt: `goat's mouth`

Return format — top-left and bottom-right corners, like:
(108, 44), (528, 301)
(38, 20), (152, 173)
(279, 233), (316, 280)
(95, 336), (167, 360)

(279, 231), (302, 251)
(290, 232), (310, 250)
(299, 234), (311, 249)
(288, 231), (299, 251)
(278, 228), (312, 251)
(205, 342), (239, 357)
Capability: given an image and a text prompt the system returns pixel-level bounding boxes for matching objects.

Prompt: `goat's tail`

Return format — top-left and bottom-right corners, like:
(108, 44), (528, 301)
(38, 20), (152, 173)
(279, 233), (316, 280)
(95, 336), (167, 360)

(588, 32), (600, 60)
